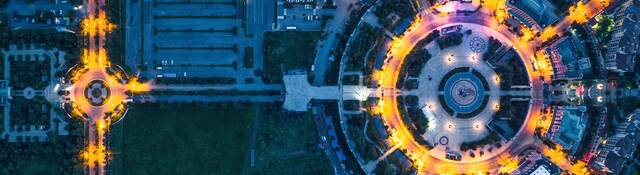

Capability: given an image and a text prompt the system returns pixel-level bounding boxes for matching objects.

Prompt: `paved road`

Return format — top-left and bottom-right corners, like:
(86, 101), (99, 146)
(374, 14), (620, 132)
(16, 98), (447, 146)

(313, 105), (349, 175)
(369, 1), (608, 172)
(151, 83), (283, 91)
(77, 0), (139, 174)
(312, 0), (359, 86)
(136, 95), (280, 103)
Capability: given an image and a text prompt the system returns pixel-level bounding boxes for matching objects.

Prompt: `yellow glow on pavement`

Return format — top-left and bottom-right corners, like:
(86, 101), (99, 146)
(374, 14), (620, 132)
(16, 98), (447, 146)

(80, 144), (108, 168)
(542, 146), (591, 175)
(76, 1), (151, 173)
(539, 27), (556, 42)
(569, 2), (589, 24)
(520, 26), (535, 42)
(367, 1), (612, 173)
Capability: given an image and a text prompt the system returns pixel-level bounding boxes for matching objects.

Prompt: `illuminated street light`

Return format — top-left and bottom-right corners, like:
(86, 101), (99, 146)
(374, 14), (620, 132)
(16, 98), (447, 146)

(446, 121), (455, 131)
(473, 121), (483, 132)
(597, 96), (604, 102)
(364, 1), (612, 173)
(446, 54), (455, 64)
(597, 83), (604, 90)
(470, 53), (477, 61)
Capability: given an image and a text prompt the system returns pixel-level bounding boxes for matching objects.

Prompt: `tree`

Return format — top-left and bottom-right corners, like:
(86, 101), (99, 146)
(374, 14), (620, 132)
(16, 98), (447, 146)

(0, 0), (9, 8)
(593, 15), (614, 40)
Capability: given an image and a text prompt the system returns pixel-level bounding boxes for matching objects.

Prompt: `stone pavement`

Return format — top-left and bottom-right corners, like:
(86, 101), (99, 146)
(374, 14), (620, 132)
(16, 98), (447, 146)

(283, 74), (374, 111)
(406, 25), (503, 156)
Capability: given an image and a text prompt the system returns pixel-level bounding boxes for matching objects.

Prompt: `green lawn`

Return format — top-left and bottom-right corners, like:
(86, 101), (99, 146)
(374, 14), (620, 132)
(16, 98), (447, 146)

(109, 105), (255, 175)
(249, 105), (332, 175)
(262, 31), (322, 83)
(15, 159), (66, 175)
(243, 47), (254, 68)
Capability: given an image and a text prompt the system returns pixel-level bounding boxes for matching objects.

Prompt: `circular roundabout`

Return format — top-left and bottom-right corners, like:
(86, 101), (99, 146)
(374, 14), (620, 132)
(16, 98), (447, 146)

(61, 62), (146, 123)
(366, 14), (545, 173)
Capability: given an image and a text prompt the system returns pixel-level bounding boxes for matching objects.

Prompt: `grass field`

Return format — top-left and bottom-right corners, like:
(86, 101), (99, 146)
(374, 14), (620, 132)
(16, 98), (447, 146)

(109, 105), (255, 175)
(248, 104), (332, 175)
(262, 31), (322, 83)
(15, 159), (66, 175)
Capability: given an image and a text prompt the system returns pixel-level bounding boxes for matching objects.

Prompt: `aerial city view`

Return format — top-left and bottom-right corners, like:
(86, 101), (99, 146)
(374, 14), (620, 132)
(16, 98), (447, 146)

(1, 0), (640, 174)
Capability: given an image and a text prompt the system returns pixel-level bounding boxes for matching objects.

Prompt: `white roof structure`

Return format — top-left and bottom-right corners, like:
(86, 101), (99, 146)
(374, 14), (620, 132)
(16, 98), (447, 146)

(530, 165), (552, 175)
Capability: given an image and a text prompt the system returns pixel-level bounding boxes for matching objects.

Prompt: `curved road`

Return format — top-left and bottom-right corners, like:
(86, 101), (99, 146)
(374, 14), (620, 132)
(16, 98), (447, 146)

(371, 0), (608, 173)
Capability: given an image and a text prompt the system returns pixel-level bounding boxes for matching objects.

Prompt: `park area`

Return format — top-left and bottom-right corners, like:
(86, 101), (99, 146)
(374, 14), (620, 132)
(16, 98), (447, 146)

(247, 104), (332, 175)
(108, 103), (333, 174)
(13, 159), (70, 175)
(262, 32), (322, 83)
(109, 104), (255, 174)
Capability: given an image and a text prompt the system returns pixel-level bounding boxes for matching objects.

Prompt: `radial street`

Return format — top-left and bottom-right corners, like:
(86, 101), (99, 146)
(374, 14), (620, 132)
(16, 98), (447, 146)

(70, 0), (151, 175)
(371, 0), (609, 173)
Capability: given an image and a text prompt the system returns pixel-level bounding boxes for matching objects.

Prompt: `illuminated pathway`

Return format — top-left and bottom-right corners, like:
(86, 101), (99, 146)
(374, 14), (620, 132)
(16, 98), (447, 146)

(64, 0), (150, 174)
(370, 0), (609, 174)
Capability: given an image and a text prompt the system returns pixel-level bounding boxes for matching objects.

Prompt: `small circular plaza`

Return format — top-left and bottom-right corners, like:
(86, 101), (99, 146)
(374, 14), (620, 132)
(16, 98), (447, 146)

(84, 80), (110, 107)
(441, 68), (489, 115)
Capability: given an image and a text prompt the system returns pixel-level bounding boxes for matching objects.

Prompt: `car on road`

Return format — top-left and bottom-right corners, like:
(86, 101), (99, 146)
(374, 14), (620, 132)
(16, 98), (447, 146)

(446, 152), (462, 161)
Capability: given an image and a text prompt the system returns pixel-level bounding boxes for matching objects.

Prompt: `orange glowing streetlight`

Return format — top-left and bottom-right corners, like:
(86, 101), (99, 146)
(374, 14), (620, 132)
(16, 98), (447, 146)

(519, 26), (535, 42)
(568, 2), (589, 24)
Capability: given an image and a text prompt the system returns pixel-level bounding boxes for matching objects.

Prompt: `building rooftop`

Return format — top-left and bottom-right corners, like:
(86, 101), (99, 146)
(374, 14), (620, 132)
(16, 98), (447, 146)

(372, 116), (389, 139)
(391, 150), (413, 169)
(514, 151), (562, 175)
(592, 111), (640, 174)
(547, 37), (587, 80)
(550, 106), (587, 154)
(605, 0), (640, 72)
(508, 0), (559, 30)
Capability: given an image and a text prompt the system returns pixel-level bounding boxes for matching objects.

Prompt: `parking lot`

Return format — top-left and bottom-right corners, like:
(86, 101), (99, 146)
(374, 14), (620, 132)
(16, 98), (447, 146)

(149, 1), (240, 79)
(125, 0), (278, 85)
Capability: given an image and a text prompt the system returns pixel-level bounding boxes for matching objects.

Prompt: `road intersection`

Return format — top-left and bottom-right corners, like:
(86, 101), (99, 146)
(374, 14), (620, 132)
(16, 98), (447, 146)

(370, 0), (609, 173)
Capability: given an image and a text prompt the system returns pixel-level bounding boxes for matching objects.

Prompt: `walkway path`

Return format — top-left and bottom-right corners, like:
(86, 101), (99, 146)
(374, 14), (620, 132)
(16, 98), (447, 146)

(151, 83), (282, 91)
(283, 74), (374, 111)
(0, 45), (69, 142)
(137, 95), (279, 103)
(242, 104), (262, 175)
